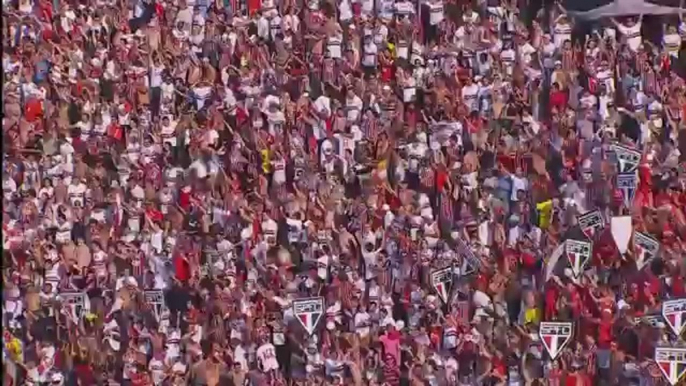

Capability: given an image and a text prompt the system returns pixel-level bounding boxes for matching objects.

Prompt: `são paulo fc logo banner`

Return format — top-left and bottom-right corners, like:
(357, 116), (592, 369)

(431, 267), (453, 304)
(565, 239), (592, 277)
(655, 347), (686, 386)
(577, 210), (604, 240)
(662, 298), (686, 337)
(539, 322), (573, 360)
(633, 232), (659, 271)
(293, 297), (325, 336)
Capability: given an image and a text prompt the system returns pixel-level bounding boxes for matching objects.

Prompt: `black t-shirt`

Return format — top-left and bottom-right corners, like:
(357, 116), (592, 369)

(68, 101), (82, 125)
(616, 327), (639, 358)
(479, 150), (495, 174)
(618, 112), (640, 144)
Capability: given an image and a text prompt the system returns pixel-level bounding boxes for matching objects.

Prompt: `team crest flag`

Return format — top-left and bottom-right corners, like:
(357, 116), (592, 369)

(293, 297), (324, 336)
(565, 239), (592, 277)
(611, 143), (641, 173)
(577, 210), (604, 240)
(662, 298), (686, 337)
(617, 173), (638, 208)
(637, 314), (664, 328)
(633, 232), (660, 271)
(539, 322), (573, 360)
(431, 267), (453, 304)
(655, 347), (686, 386)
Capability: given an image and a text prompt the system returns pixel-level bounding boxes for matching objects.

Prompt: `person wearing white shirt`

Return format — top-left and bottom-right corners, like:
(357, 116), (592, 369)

(282, 10), (300, 33)
(463, 9), (479, 25)
(67, 179), (87, 207)
(354, 305), (372, 338)
(427, 0), (443, 25)
(345, 89), (363, 122)
(500, 43), (516, 76)
(517, 41), (536, 66)
(461, 78), (480, 113)
(612, 15), (643, 52)
(599, 91), (613, 121)
(553, 15), (572, 49)
(362, 38), (378, 69)
(269, 14), (282, 40)
(257, 14), (269, 40)
(596, 62), (614, 95)
(256, 341), (280, 373)
(510, 169), (528, 202)
(192, 83), (212, 110)
(360, 0), (374, 17)
(377, 0), (395, 20)
(339, 0), (354, 22)
(664, 25), (681, 58)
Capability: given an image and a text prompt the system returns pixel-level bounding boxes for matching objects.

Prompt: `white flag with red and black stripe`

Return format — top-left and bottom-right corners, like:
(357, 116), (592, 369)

(539, 322), (573, 361)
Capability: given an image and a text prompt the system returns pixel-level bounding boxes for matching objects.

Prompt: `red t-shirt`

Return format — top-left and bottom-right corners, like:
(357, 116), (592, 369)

(597, 318), (613, 348)
(565, 373), (592, 386)
(567, 287), (582, 318)
(435, 169), (449, 192)
(173, 254), (190, 282)
(380, 65), (393, 83)
(24, 98), (43, 122)
(178, 188), (192, 211)
(550, 91), (568, 110)
(545, 286), (558, 320)
(673, 273), (685, 296)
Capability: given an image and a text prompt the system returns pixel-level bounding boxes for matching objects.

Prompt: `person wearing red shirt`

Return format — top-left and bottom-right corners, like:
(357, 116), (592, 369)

(173, 253), (191, 282)
(567, 282), (583, 319)
(564, 363), (593, 386)
(545, 283), (559, 320)
(549, 82), (568, 111)
(596, 309), (614, 349)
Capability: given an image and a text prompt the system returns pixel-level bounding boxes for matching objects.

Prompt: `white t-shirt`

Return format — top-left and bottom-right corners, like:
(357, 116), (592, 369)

(354, 312), (371, 337)
(428, 1), (444, 25)
(68, 182), (87, 207)
(664, 33), (681, 57)
(160, 120), (178, 147)
(327, 34), (343, 59)
(461, 83), (480, 112)
(617, 22), (642, 52)
(150, 65), (164, 88)
(317, 255), (330, 280)
(286, 218), (303, 243)
(346, 94), (363, 122)
(257, 16), (269, 39)
(256, 343), (279, 372)
(262, 218), (278, 246)
(362, 42), (378, 66)
(361, 0), (374, 14)
(553, 21), (572, 48)
(272, 159), (286, 185)
(149, 358), (165, 385)
(270, 16), (282, 39)
(518, 43), (536, 66)
(362, 248), (380, 280)
(339, 0), (353, 21)
(510, 176), (527, 201)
